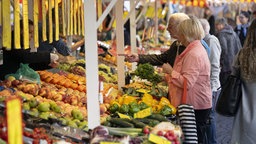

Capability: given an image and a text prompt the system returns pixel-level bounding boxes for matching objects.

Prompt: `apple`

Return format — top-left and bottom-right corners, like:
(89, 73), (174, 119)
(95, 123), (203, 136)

(37, 102), (50, 112)
(29, 98), (38, 108)
(71, 109), (84, 120)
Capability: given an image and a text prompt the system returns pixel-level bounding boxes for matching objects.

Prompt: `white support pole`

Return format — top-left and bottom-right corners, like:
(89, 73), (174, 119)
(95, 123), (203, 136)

(130, 0), (137, 71)
(115, 0), (125, 90)
(84, 0), (100, 129)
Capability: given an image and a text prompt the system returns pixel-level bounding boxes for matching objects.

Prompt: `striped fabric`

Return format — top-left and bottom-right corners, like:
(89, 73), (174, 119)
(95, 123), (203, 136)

(177, 104), (198, 144)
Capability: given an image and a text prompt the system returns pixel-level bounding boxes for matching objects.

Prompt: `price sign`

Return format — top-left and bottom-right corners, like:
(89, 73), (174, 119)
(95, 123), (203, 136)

(118, 112), (131, 119)
(134, 107), (152, 118)
(5, 97), (23, 144)
(148, 134), (171, 144)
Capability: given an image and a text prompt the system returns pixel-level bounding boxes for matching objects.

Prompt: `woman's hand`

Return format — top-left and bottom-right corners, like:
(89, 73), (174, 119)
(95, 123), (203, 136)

(162, 63), (173, 75)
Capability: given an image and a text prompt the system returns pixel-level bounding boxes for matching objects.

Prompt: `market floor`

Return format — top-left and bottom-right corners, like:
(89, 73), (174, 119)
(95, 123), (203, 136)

(216, 113), (234, 144)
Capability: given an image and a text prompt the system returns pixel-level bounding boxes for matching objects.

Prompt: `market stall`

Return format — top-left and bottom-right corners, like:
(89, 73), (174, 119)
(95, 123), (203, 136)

(1, 0), (256, 143)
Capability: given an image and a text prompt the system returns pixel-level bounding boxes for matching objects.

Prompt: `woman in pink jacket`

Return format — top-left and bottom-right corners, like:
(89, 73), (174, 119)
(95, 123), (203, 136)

(162, 17), (212, 144)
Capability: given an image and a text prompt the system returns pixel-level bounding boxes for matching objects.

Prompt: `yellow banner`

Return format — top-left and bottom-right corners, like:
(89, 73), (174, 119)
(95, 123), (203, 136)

(22, 0), (29, 49)
(70, 0), (74, 35)
(73, 0), (77, 35)
(81, 1), (84, 36)
(42, 0), (47, 41)
(6, 98), (23, 144)
(55, 0), (59, 41)
(77, 0), (81, 35)
(48, 0), (53, 43)
(14, 0), (21, 49)
(0, 1), (2, 25)
(2, 0), (12, 49)
(34, 0), (39, 48)
(61, 0), (66, 36)
(145, 6), (155, 18)
(98, 0), (102, 32)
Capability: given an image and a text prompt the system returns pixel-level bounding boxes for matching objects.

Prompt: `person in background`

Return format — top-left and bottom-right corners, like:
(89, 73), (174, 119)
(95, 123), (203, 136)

(234, 11), (251, 46)
(124, 13), (190, 66)
(215, 17), (242, 86)
(0, 19), (59, 80)
(231, 18), (256, 144)
(199, 18), (222, 144)
(162, 17), (212, 144)
(204, 6), (215, 35)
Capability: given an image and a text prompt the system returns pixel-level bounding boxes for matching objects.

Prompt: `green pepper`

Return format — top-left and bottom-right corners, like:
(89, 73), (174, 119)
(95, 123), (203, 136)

(119, 104), (129, 114)
(109, 103), (119, 113)
(160, 105), (172, 116)
(129, 106), (140, 114)
(139, 102), (149, 110)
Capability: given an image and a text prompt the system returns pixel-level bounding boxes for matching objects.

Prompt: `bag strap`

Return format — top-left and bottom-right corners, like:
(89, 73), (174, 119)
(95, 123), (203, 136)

(181, 78), (187, 104)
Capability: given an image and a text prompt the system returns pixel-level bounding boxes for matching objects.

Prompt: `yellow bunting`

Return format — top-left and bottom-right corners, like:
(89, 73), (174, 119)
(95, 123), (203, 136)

(6, 98), (23, 144)
(14, 0), (21, 49)
(77, 0), (81, 35)
(145, 6), (155, 18)
(70, 0), (73, 35)
(81, 1), (85, 36)
(22, 0), (29, 49)
(98, 0), (103, 32)
(67, 0), (71, 35)
(0, 1), (2, 25)
(55, 0), (59, 41)
(73, 0), (77, 35)
(33, 0), (39, 48)
(42, 0), (47, 41)
(2, 0), (11, 49)
(48, 0), (53, 43)
(61, 0), (66, 36)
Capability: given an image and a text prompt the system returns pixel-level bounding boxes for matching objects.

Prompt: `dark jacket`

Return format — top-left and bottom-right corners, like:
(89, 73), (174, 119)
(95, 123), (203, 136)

(216, 25), (242, 73)
(138, 41), (186, 67)
(138, 40), (210, 67)
(234, 24), (249, 46)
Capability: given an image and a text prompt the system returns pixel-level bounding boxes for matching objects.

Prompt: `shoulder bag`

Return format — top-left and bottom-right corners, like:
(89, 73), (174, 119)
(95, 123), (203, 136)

(216, 75), (242, 117)
(177, 78), (198, 144)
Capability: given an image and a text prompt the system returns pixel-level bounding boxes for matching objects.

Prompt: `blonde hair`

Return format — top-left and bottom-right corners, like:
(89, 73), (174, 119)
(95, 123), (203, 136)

(168, 13), (190, 28)
(177, 17), (205, 43)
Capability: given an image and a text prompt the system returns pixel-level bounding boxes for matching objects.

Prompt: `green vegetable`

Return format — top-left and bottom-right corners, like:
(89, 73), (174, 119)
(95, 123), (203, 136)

(109, 103), (119, 113)
(135, 118), (160, 127)
(119, 104), (129, 114)
(109, 118), (134, 128)
(148, 113), (169, 122)
(130, 119), (147, 128)
(139, 102), (149, 110)
(129, 102), (140, 114)
(160, 105), (173, 116)
(134, 63), (162, 84)
(105, 126), (142, 136)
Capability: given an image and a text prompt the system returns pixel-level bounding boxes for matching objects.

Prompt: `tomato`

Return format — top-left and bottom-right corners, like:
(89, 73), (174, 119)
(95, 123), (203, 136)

(157, 130), (164, 136)
(143, 127), (150, 134)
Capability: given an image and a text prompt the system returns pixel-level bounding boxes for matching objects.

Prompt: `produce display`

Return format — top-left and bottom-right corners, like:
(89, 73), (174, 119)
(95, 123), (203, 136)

(0, 52), (184, 143)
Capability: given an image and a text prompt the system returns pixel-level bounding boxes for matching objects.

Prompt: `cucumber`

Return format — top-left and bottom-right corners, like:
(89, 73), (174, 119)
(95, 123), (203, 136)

(130, 119), (147, 128)
(148, 113), (169, 122)
(135, 118), (160, 127)
(109, 118), (134, 128)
